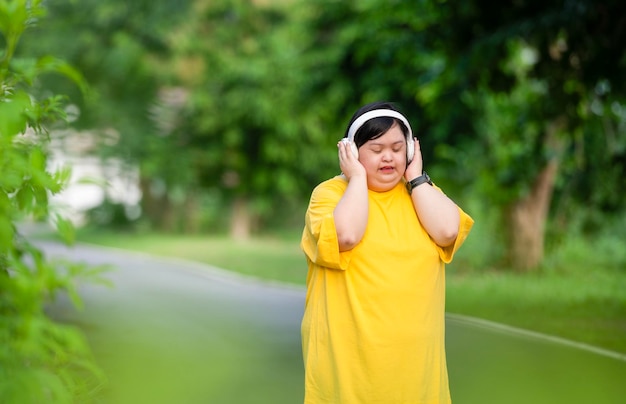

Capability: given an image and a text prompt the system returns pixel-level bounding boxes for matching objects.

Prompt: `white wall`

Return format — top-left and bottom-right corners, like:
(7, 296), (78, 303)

(47, 131), (141, 226)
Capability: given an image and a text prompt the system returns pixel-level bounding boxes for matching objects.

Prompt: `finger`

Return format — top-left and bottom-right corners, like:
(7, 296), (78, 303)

(339, 141), (351, 159)
(338, 141), (348, 162)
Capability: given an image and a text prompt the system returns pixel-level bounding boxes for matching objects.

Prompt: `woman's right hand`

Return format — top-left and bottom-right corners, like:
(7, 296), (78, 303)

(335, 140), (369, 251)
(338, 140), (366, 180)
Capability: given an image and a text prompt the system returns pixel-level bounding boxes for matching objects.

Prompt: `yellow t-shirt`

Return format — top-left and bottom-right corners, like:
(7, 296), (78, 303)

(301, 176), (474, 404)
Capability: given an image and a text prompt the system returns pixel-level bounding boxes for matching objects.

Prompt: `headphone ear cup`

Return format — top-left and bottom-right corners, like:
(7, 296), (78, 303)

(350, 142), (359, 159)
(341, 138), (359, 159)
(406, 136), (415, 163)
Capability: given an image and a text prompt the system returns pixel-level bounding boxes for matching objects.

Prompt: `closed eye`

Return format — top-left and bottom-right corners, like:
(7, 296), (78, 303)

(368, 147), (404, 153)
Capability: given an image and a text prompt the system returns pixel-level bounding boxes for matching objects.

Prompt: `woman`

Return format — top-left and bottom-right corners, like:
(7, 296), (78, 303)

(300, 101), (474, 403)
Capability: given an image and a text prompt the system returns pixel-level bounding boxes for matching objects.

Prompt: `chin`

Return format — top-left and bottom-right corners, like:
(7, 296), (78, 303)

(368, 179), (401, 192)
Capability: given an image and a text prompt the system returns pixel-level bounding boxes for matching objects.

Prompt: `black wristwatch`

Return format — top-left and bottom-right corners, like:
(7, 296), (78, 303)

(406, 171), (433, 194)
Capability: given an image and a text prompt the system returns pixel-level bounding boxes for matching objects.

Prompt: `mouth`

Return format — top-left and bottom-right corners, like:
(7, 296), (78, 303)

(380, 166), (395, 173)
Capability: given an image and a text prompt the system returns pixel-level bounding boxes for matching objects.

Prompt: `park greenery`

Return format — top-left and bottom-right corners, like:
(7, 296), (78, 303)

(21, 0), (626, 271)
(0, 0), (106, 402)
(74, 228), (626, 355)
(2, 0), (626, 401)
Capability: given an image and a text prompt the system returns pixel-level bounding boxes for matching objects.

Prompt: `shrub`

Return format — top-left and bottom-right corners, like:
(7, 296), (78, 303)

(1, 1), (106, 402)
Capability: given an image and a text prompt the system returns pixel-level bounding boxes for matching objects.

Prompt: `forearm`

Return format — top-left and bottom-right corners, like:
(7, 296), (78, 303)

(334, 175), (368, 251)
(411, 184), (460, 247)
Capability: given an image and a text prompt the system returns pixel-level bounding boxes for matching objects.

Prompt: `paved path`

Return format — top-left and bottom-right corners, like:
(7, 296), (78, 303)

(43, 241), (305, 404)
(41, 241), (626, 404)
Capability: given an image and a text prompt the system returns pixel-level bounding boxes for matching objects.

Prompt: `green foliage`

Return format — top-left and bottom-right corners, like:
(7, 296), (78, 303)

(424, 0), (626, 215)
(15, 0), (626, 251)
(462, 49), (549, 205)
(1, 1), (106, 402)
(20, 0), (213, 231)
(0, 241), (108, 403)
(298, 0), (625, 268)
(84, 198), (139, 229)
(175, 0), (337, 214)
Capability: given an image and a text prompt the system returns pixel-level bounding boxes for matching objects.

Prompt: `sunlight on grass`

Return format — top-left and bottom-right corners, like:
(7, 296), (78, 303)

(75, 230), (626, 354)
(79, 232), (306, 284)
(446, 269), (626, 353)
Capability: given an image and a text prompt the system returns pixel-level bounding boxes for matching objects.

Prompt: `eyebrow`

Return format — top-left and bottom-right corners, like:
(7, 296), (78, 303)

(369, 140), (405, 146)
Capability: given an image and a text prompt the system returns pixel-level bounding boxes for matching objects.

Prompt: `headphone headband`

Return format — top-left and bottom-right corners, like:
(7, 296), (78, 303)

(347, 109), (413, 143)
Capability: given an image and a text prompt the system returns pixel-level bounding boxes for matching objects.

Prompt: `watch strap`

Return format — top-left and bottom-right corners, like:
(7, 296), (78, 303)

(406, 171), (432, 194)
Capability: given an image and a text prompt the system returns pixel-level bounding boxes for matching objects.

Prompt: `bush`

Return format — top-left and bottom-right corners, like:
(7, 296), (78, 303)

(0, 1), (106, 402)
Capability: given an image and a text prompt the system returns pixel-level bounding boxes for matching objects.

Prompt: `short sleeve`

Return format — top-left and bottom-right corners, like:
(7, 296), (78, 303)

(300, 178), (353, 270)
(436, 206), (474, 263)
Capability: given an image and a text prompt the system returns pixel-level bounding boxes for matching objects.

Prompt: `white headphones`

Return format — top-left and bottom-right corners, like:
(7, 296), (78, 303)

(342, 109), (415, 163)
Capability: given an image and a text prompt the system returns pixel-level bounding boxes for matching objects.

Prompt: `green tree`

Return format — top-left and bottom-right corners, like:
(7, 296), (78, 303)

(417, 0), (626, 269)
(0, 1), (105, 402)
(21, 0), (198, 232)
(170, 0), (337, 238)
(20, 0), (626, 262)
(299, 0), (626, 270)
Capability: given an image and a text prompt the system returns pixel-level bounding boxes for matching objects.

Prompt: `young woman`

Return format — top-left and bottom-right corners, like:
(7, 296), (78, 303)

(301, 101), (474, 403)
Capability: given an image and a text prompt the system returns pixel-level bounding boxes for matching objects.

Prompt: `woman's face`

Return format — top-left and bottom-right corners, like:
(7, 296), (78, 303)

(358, 123), (407, 192)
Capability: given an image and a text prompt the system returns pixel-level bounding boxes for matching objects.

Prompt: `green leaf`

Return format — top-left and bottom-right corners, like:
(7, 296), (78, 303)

(0, 90), (31, 137)
(32, 185), (48, 207)
(54, 214), (76, 246)
(28, 146), (46, 171)
(15, 184), (34, 210)
(0, 214), (13, 253)
(0, 0), (28, 39)
(52, 165), (72, 191)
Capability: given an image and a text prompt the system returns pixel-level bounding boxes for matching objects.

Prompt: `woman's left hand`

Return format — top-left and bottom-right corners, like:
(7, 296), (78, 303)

(404, 137), (424, 180)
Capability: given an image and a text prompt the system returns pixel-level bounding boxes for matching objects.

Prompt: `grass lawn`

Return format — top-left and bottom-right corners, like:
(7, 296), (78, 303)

(74, 229), (626, 355)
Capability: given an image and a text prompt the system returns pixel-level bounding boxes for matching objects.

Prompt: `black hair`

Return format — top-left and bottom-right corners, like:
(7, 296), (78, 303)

(344, 101), (410, 148)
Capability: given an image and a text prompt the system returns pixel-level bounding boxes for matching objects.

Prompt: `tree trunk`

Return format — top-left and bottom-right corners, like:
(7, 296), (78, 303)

(139, 177), (158, 223)
(139, 176), (176, 232)
(506, 118), (566, 271)
(183, 191), (201, 234)
(230, 196), (252, 241)
(507, 159), (559, 271)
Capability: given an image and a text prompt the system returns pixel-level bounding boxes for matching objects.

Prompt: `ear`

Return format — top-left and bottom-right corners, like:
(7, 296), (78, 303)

(341, 138), (359, 158)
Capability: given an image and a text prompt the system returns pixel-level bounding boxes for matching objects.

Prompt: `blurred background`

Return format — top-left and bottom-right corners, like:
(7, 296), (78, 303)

(2, 0), (625, 403)
(21, 0), (626, 270)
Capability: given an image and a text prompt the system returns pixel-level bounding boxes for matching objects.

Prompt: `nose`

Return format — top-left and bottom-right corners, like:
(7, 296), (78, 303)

(382, 150), (393, 162)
